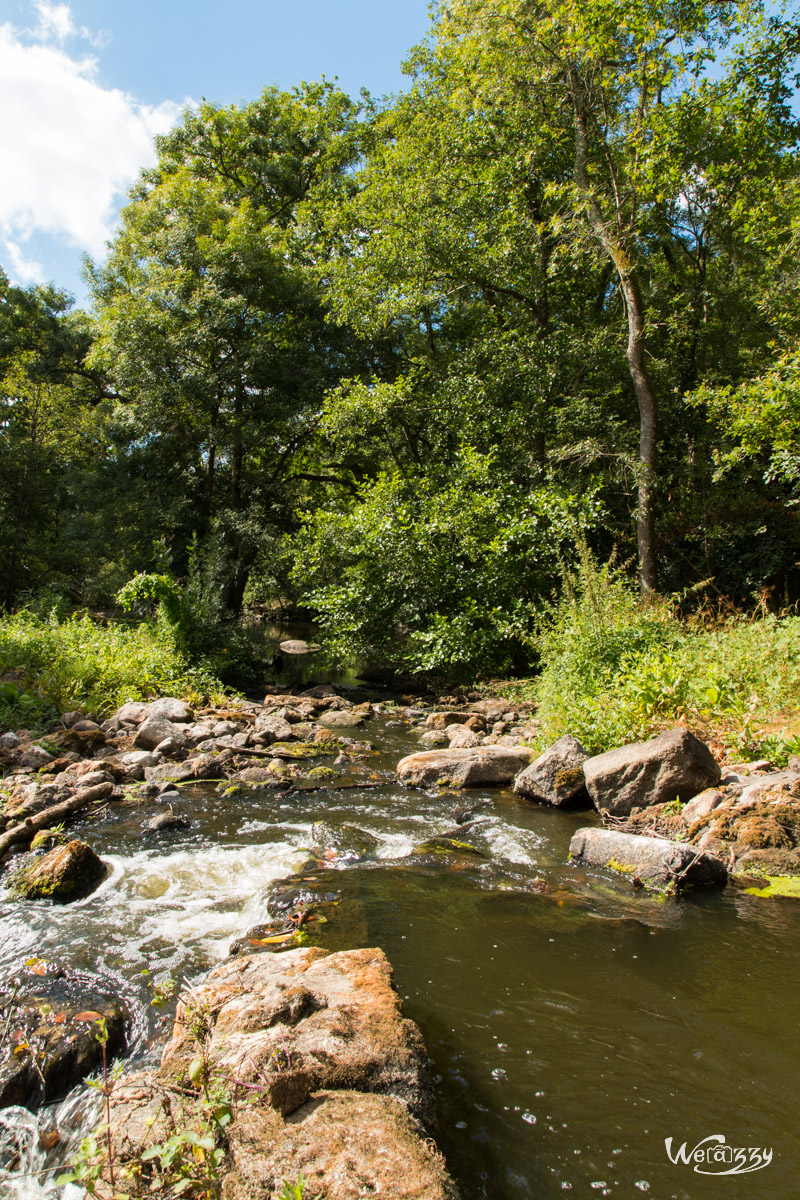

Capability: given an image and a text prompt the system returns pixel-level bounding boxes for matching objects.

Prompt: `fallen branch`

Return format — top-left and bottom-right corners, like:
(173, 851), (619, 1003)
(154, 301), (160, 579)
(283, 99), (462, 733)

(0, 783), (114, 863)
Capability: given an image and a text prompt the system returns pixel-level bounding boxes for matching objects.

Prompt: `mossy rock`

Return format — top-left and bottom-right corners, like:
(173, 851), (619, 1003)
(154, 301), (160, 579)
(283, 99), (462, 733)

(30, 828), (68, 852)
(11, 840), (108, 903)
(307, 766), (338, 781)
(743, 874), (800, 898)
(269, 741), (336, 760)
(411, 836), (487, 860)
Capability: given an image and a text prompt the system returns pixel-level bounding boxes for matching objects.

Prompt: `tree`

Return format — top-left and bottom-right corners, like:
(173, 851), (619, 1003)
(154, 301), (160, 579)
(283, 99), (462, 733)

(89, 82), (365, 612)
(322, 0), (800, 592)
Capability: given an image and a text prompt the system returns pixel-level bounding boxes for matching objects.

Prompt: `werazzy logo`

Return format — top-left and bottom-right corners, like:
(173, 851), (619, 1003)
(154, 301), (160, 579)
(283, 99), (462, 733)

(665, 1135), (773, 1176)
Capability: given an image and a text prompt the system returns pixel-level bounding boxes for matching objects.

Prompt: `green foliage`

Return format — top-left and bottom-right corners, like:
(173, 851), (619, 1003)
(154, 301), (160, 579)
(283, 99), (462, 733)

(521, 554), (800, 752)
(0, 607), (226, 719)
(279, 1177), (321, 1200)
(292, 454), (600, 678)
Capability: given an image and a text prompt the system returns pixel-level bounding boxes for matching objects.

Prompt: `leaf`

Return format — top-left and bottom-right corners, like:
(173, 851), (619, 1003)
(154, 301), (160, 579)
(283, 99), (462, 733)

(72, 1010), (104, 1022)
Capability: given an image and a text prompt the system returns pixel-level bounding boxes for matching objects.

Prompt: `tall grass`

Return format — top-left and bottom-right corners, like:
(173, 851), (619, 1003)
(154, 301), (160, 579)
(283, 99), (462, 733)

(0, 608), (226, 722)
(504, 553), (800, 762)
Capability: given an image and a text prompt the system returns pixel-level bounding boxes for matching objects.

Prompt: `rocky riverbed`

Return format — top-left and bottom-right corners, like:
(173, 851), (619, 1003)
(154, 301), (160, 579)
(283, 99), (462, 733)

(2, 684), (800, 1198)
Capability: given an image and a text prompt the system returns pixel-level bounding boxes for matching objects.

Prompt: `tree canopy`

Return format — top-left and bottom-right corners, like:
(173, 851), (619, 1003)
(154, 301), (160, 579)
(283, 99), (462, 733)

(1, 1), (799, 678)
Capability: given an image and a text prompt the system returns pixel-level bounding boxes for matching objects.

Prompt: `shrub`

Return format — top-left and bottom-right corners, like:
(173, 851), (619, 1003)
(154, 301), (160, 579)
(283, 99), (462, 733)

(0, 607), (226, 721)
(519, 552), (800, 757)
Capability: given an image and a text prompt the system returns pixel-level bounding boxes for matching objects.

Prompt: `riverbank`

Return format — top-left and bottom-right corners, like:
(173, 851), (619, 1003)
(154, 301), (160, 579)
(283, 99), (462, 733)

(2, 682), (800, 1197)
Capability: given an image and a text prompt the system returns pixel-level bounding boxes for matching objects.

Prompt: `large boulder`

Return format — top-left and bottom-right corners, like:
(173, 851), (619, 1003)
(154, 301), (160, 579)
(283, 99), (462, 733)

(11, 840), (108, 903)
(397, 746), (532, 788)
(583, 729), (721, 817)
(513, 734), (591, 808)
(133, 716), (177, 750)
(569, 827), (728, 890)
(160, 946), (430, 1119)
(105, 946), (459, 1199)
(143, 697), (194, 723)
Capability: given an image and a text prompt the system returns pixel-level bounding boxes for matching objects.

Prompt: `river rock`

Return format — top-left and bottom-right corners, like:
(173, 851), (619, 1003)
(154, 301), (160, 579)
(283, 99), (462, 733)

(446, 725), (481, 749)
(133, 716), (176, 750)
(19, 745), (53, 770)
(143, 697), (194, 723)
(225, 1089), (459, 1200)
(311, 822), (379, 862)
(143, 760), (198, 785)
(0, 732), (19, 750)
(317, 710), (364, 729)
(513, 734), (591, 808)
(583, 729), (721, 817)
(11, 840), (108, 903)
(0, 983), (127, 1110)
(397, 746), (532, 788)
(279, 639), (321, 654)
(115, 701), (150, 723)
(425, 711), (484, 731)
(682, 787), (726, 826)
(254, 713), (294, 743)
(142, 809), (191, 834)
(735, 769), (800, 808)
(160, 947), (431, 1119)
(569, 827), (728, 890)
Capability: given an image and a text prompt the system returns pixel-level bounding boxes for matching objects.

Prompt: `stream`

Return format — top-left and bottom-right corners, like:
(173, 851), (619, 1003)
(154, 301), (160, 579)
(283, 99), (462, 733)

(1, 709), (799, 1199)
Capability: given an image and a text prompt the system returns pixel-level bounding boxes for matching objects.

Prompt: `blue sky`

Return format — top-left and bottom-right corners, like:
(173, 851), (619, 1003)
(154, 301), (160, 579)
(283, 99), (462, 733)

(0, 0), (432, 305)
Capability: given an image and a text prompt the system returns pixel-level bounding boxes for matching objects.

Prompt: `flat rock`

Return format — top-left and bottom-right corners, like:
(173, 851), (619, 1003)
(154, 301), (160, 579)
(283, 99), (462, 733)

(397, 746), (532, 788)
(224, 1089), (460, 1200)
(583, 729), (721, 817)
(317, 711), (364, 729)
(160, 946), (430, 1119)
(569, 827), (728, 890)
(513, 734), (591, 808)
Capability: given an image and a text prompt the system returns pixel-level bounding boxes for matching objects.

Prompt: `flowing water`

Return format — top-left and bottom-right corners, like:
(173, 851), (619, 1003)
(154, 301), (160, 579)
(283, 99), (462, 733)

(1, 713), (799, 1199)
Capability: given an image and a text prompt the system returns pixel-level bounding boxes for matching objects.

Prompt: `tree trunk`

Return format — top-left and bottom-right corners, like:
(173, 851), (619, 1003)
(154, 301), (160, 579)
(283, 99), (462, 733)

(619, 270), (658, 592)
(570, 73), (658, 591)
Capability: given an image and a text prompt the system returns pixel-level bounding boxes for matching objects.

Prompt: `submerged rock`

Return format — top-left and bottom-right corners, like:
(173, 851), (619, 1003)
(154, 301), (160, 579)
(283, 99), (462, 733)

(142, 809), (191, 834)
(513, 734), (591, 808)
(397, 745), (532, 788)
(11, 840), (108, 903)
(311, 822), (379, 861)
(583, 729), (721, 817)
(569, 827), (728, 891)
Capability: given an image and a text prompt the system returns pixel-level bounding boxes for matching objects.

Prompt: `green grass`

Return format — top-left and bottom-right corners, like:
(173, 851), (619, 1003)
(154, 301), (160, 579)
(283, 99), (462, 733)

(0, 608), (227, 724)
(500, 554), (800, 761)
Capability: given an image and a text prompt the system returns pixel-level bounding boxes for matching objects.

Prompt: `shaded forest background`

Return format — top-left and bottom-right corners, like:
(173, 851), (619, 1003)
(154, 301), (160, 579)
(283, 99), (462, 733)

(2, 0), (800, 686)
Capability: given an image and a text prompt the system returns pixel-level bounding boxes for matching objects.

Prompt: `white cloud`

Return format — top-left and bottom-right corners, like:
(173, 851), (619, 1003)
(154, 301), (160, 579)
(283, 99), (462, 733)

(4, 239), (44, 285)
(0, 4), (187, 271)
(32, 2), (76, 44)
